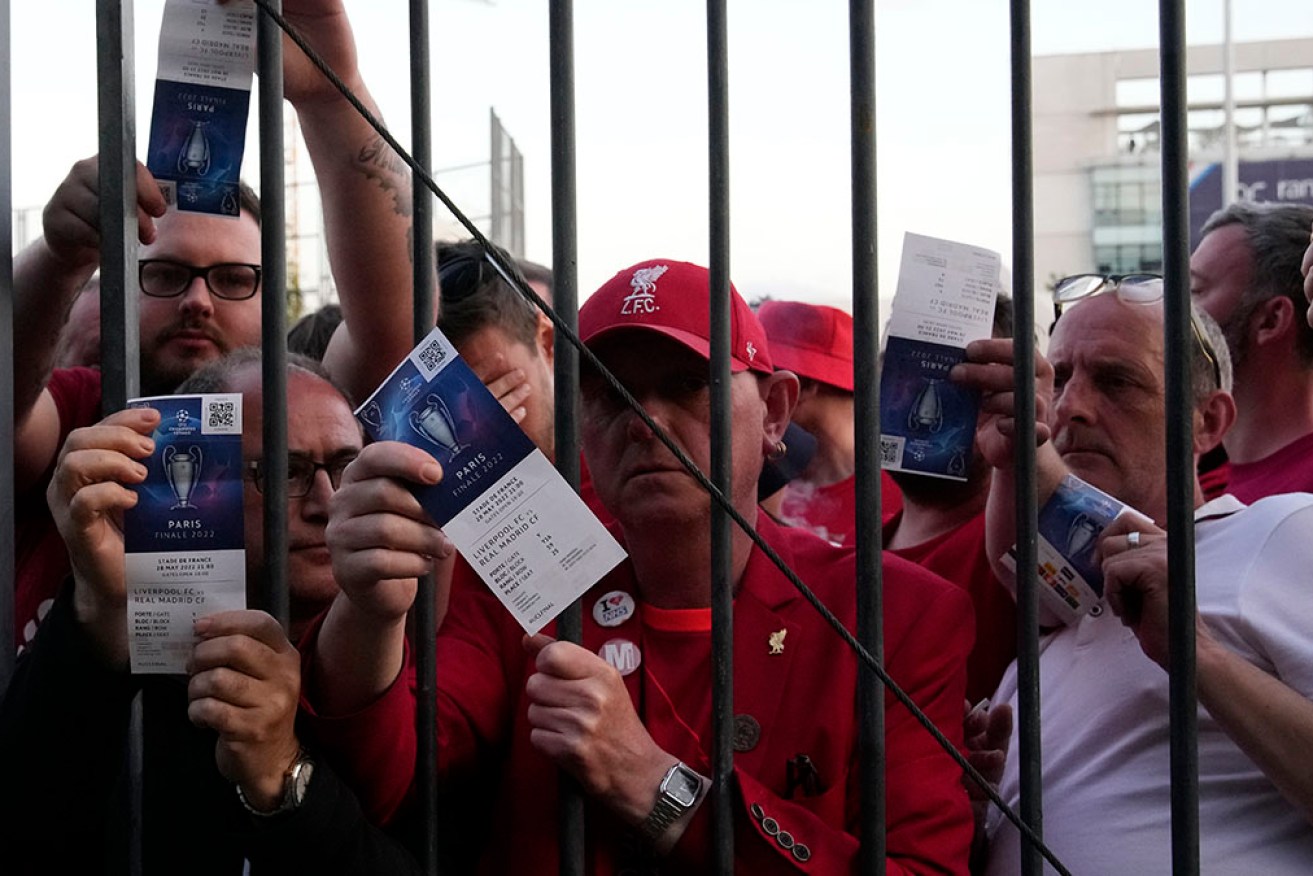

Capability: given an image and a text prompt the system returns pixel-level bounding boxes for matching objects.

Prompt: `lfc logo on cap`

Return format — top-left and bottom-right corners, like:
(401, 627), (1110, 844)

(592, 590), (636, 628)
(621, 265), (667, 315)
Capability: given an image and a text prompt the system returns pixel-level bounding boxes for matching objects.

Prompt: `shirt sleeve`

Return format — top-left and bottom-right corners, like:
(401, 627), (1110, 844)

(1236, 499), (1313, 698)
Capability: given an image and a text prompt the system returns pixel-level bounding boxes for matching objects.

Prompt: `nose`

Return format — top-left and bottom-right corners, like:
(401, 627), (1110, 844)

(624, 400), (658, 444)
(1051, 372), (1095, 430)
(177, 274), (215, 319)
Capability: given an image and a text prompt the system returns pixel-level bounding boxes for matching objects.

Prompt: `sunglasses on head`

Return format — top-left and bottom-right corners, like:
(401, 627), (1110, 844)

(1051, 273), (1222, 391)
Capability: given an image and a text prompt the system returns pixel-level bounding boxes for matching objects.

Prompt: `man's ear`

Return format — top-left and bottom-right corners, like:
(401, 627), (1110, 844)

(1252, 295), (1296, 350)
(536, 311), (554, 366)
(760, 370), (800, 451)
(1194, 388), (1236, 457)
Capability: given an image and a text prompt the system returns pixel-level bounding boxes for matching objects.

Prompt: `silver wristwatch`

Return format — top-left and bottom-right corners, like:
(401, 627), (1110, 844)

(236, 751), (315, 817)
(640, 762), (702, 842)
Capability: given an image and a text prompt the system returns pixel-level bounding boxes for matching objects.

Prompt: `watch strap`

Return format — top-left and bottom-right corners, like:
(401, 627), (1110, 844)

(640, 762), (698, 842)
(236, 750), (314, 817)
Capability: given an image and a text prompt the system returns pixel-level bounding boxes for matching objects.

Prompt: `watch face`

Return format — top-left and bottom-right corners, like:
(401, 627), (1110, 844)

(289, 759), (315, 806)
(666, 766), (701, 807)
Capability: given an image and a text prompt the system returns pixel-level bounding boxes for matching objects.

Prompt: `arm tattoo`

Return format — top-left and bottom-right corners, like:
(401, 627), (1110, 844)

(357, 135), (413, 218)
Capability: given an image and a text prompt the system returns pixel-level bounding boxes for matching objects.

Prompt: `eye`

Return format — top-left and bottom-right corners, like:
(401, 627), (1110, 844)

(581, 375), (625, 410)
(681, 375), (708, 393)
(285, 456), (314, 482)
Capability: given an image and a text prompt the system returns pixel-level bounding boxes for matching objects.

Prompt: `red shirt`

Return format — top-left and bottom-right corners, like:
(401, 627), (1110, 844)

(885, 510), (1016, 704)
(16, 367), (103, 652)
(778, 472), (903, 546)
(301, 514), (974, 874)
(1226, 431), (1313, 505)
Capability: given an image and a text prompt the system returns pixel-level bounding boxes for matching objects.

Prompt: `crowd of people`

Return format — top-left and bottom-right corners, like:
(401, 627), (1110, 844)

(3, 1), (1313, 873)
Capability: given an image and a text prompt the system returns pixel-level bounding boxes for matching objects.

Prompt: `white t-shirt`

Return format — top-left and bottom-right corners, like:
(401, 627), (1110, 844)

(985, 493), (1313, 875)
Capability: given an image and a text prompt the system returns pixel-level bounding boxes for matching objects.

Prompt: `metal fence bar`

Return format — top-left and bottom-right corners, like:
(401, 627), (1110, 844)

(1008, 2), (1044, 875)
(548, 0), (586, 870)
(257, 0), (290, 630)
(706, 1), (734, 872)
(95, 6), (143, 875)
(848, 1), (885, 871)
(1157, 2), (1201, 873)
(408, 1), (440, 873)
(0, 0), (15, 695)
(97, 0), (139, 417)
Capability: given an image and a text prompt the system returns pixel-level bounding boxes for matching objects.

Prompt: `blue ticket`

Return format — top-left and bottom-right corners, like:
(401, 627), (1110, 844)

(146, 0), (256, 217)
(147, 80), (250, 216)
(124, 393), (247, 674)
(879, 336), (978, 479)
(1002, 473), (1133, 626)
(358, 327), (626, 634)
(880, 232), (1001, 481)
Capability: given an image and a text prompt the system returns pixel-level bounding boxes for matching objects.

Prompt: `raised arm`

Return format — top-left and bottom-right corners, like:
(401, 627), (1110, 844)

(278, 0), (429, 405)
(14, 160), (167, 492)
(311, 440), (451, 716)
(951, 338), (1065, 588)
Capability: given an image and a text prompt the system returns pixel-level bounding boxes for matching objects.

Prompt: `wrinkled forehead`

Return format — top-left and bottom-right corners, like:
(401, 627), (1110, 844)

(1050, 293), (1164, 365)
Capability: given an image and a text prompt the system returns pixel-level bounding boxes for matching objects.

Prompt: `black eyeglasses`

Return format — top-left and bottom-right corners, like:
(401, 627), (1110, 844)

(139, 259), (262, 301)
(1052, 272), (1223, 390)
(246, 453), (358, 498)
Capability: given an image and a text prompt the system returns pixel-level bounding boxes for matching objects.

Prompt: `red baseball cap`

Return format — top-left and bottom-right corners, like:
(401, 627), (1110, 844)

(756, 300), (853, 391)
(579, 259), (773, 374)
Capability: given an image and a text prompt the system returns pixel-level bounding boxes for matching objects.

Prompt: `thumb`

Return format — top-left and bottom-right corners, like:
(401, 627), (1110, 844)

(522, 633), (556, 658)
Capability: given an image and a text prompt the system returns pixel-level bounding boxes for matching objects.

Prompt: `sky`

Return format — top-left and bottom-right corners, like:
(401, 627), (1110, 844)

(10, 0), (1313, 316)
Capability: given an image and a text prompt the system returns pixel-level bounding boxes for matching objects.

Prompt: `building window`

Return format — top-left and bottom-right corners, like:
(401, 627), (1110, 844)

(1094, 244), (1163, 275)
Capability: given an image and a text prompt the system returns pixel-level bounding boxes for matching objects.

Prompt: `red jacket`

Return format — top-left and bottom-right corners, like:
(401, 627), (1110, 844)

(302, 514), (973, 874)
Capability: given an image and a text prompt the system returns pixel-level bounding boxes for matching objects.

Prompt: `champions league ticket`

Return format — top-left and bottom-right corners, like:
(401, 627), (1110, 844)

(123, 394), (246, 674)
(1001, 473), (1137, 627)
(879, 232), (1001, 482)
(357, 327), (627, 635)
(146, 0), (256, 217)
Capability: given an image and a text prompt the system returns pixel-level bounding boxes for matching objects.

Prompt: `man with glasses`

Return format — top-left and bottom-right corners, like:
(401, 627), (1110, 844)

(1190, 202), (1313, 503)
(11, 0), (422, 653)
(0, 351), (426, 873)
(956, 279), (1313, 873)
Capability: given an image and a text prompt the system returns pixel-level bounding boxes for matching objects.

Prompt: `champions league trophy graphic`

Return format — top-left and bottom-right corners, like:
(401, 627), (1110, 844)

(1065, 512), (1100, 561)
(908, 378), (944, 434)
(178, 120), (211, 176)
(360, 400), (384, 434)
(410, 394), (467, 458)
(163, 445), (203, 510)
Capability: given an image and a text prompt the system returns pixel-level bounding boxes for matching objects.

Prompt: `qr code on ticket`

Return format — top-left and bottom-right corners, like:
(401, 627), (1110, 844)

(879, 435), (904, 468)
(203, 397), (241, 435)
(418, 338), (448, 371)
(414, 336), (450, 378)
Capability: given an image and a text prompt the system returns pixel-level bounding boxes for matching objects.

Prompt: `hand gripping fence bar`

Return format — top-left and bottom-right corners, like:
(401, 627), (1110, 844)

(249, 2), (1074, 872)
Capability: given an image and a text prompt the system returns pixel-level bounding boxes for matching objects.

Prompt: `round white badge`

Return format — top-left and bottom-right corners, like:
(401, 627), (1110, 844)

(592, 590), (636, 628)
(598, 639), (642, 677)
